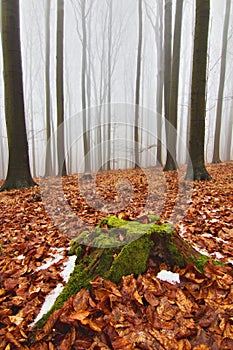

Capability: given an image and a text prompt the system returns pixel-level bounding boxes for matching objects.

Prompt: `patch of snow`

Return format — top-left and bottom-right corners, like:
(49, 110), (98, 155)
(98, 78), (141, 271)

(30, 283), (64, 326)
(17, 254), (25, 260)
(60, 255), (76, 282)
(216, 237), (228, 244)
(157, 270), (180, 284)
(50, 247), (65, 253)
(201, 233), (213, 238)
(178, 224), (186, 237)
(192, 244), (209, 256)
(210, 251), (224, 260)
(35, 253), (64, 271)
(209, 219), (218, 223)
(31, 254), (76, 326)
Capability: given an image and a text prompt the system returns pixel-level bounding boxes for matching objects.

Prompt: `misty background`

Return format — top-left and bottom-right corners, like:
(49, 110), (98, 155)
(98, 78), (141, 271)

(0, 0), (232, 177)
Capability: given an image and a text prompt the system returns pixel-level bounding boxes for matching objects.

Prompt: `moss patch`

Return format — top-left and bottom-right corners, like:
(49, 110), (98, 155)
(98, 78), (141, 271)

(188, 255), (225, 273)
(36, 215), (220, 327)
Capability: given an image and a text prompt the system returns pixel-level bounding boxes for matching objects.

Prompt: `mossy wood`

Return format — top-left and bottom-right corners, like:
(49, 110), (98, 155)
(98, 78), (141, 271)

(37, 215), (210, 327)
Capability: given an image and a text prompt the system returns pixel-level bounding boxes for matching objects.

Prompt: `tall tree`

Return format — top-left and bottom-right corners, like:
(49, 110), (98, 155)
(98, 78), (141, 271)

(164, 0), (184, 171)
(163, 0), (172, 160)
(45, 0), (53, 176)
(81, 0), (91, 172)
(186, 0), (211, 180)
(156, 1), (164, 166)
(144, 1), (164, 166)
(0, 0), (36, 191)
(106, 0), (112, 171)
(225, 98), (233, 161)
(57, 0), (67, 176)
(134, 0), (143, 168)
(212, 0), (231, 163)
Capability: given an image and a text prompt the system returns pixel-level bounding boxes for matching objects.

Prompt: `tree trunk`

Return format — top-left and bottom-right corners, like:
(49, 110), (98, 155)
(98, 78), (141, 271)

(163, 0), (172, 164)
(0, 0), (36, 191)
(156, 2), (164, 166)
(212, 0), (231, 164)
(225, 99), (233, 161)
(45, 0), (53, 176)
(57, 0), (67, 176)
(81, 0), (91, 173)
(134, 0), (143, 168)
(163, 0), (184, 171)
(186, 0), (211, 180)
(37, 215), (211, 327)
(106, 0), (112, 171)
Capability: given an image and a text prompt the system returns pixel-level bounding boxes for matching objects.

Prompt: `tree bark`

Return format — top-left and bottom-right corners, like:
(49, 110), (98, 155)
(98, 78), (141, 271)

(225, 99), (233, 161)
(0, 0), (36, 191)
(156, 2), (164, 166)
(212, 0), (231, 164)
(57, 0), (67, 177)
(81, 0), (91, 173)
(164, 0), (184, 171)
(134, 0), (143, 168)
(45, 0), (53, 176)
(106, 0), (112, 171)
(186, 0), (211, 180)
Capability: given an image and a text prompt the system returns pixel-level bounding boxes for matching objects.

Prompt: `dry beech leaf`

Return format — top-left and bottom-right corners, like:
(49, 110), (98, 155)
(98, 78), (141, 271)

(80, 318), (102, 332)
(176, 290), (194, 314)
(69, 310), (90, 321)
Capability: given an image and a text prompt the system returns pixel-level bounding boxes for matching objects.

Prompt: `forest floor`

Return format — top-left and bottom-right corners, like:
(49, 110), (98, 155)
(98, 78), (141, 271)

(0, 162), (233, 349)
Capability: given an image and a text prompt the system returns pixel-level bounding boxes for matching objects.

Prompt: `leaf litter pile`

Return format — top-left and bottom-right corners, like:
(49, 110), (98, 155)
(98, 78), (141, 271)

(0, 162), (233, 349)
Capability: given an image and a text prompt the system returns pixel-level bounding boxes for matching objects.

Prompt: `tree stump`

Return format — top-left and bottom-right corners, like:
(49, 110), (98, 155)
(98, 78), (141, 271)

(37, 215), (213, 327)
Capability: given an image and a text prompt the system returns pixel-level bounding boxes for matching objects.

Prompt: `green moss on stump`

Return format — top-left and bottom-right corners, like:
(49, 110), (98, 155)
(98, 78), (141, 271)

(36, 215), (219, 327)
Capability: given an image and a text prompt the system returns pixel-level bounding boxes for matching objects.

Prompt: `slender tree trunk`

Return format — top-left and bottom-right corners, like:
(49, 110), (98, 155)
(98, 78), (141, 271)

(86, 5), (92, 171)
(30, 98), (36, 177)
(0, 0), (36, 191)
(156, 2), (164, 166)
(81, 0), (91, 172)
(186, 49), (194, 164)
(164, 0), (184, 171)
(106, 0), (112, 171)
(134, 0), (143, 168)
(225, 99), (233, 161)
(186, 0), (211, 180)
(0, 137), (6, 179)
(57, 0), (67, 176)
(163, 0), (172, 157)
(45, 0), (53, 176)
(212, 0), (231, 164)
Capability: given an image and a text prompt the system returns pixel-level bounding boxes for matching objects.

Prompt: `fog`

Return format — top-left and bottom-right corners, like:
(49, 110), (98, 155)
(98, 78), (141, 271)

(0, 0), (232, 177)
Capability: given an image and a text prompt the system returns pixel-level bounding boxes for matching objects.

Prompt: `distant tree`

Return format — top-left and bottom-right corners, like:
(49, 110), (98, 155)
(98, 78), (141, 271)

(225, 98), (233, 161)
(164, 0), (184, 171)
(155, 1), (163, 166)
(106, 0), (112, 171)
(212, 0), (231, 163)
(45, 0), (53, 176)
(134, 0), (143, 168)
(57, 0), (67, 176)
(0, 0), (36, 191)
(80, 0), (91, 172)
(186, 0), (211, 180)
(71, 0), (92, 172)
(163, 0), (172, 158)
(144, 1), (164, 166)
